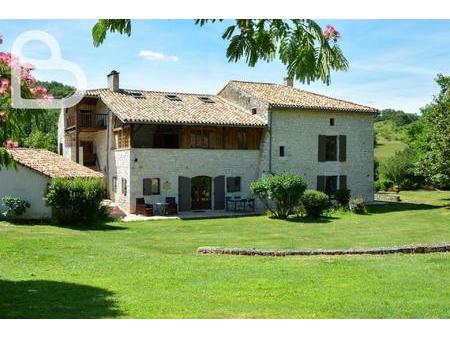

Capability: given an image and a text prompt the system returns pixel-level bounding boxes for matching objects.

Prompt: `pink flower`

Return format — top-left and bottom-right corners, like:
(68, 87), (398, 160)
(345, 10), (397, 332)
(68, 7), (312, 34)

(4, 139), (19, 149)
(0, 78), (10, 94)
(323, 25), (340, 40)
(0, 111), (5, 118)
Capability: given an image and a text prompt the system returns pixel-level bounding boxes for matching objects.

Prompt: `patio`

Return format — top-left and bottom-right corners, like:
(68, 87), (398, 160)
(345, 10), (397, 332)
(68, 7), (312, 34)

(122, 209), (264, 222)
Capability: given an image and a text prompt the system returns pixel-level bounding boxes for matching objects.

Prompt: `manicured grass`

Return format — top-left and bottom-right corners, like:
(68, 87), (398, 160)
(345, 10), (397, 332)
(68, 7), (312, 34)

(0, 191), (449, 318)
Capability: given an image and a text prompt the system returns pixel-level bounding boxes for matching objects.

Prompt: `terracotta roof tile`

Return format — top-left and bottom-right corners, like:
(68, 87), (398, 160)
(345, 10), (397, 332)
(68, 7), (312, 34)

(85, 88), (266, 127)
(224, 80), (378, 113)
(7, 148), (104, 179)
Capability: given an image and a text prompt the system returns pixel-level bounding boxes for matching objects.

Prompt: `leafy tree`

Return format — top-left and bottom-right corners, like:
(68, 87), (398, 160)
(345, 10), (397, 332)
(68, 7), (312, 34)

(0, 35), (53, 167)
(379, 147), (423, 190)
(413, 74), (450, 188)
(250, 173), (307, 219)
(375, 109), (419, 126)
(19, 81), (74, 152)
(23, 129), (57, 152)
(92, 19), (348, 85)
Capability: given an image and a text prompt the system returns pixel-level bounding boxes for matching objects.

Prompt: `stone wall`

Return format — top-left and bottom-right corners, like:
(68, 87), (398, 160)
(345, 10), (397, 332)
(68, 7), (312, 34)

(108, 149), (131, 212)
(262, 109), (375, 201)
(128, 148), (262, 213)
(218, 82), (269, 120)
(198, 243), (450, 256)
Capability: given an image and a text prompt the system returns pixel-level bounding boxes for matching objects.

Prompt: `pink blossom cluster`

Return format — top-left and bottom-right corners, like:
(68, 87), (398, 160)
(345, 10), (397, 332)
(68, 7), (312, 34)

(0, 52), (52, 100)
(0, 78), (9, 94)
(323, 25), (341, 40)
(0, 33), (51, 101)
(4, 139), (19, 148)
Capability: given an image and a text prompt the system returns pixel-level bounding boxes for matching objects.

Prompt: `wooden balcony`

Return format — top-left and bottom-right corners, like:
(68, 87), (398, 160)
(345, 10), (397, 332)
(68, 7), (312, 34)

(65, 110), (107, 131)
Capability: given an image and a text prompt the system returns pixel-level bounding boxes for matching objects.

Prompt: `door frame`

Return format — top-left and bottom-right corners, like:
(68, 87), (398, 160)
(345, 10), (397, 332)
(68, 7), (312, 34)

(190, 176), (212, 210)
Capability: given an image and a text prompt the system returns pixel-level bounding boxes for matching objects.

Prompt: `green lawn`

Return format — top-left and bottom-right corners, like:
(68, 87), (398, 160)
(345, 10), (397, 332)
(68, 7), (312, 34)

(0, 190), (449, 318)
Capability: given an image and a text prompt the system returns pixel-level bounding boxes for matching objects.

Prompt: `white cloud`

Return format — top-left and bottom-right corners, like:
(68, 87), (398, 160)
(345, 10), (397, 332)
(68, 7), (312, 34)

(138, 50), (179, 62)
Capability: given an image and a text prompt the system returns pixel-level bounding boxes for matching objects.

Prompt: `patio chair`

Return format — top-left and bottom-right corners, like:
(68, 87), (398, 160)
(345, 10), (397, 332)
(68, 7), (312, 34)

(135, 198), (153, 216)
(165, 197), (178, 215)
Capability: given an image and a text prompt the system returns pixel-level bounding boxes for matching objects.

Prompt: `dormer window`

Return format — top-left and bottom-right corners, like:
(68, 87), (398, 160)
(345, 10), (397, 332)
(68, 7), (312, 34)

(165, 94), (182, 101)
(198, 96), (215, 104)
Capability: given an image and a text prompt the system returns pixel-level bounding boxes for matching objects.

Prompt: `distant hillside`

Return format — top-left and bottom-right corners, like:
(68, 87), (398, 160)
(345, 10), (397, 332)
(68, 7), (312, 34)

(374, 109), (418, 162)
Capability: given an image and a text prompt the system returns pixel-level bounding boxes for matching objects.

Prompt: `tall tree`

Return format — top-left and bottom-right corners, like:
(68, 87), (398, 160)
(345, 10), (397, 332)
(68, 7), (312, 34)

(413, 74), (450, 188)
(0, 34), (53, 167)
(92, 19), (348, 85)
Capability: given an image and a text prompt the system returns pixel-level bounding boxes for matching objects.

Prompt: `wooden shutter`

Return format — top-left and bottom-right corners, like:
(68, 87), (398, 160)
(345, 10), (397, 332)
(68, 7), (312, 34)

(317, 176), (326, 192)
(318, 135), (326, 162)
(339, 135), (347, 162)
(143, 178), (152, 195)
(339, 175), (347, 190)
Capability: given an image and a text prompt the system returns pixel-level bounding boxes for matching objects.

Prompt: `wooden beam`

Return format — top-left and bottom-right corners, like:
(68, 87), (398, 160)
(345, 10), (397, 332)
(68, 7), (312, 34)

(75, 109), (79, 163)
(75, 131), (80, 163)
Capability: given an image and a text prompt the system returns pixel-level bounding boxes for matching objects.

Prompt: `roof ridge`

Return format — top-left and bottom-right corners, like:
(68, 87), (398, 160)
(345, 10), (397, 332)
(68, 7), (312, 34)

(229, 79), (283, 86)
(226, 80), (377, 112)
(292, 87), (377, 111)
(88, 87), (217, 97)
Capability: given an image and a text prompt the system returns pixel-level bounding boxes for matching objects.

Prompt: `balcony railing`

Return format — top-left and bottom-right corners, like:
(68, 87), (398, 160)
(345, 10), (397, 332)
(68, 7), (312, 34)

(65, 111), (107, 130)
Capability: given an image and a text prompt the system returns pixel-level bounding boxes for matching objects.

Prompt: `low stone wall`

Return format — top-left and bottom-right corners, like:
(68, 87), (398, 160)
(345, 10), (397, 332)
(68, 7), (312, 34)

(374, 193), (401, 202)
(197, 243), (450, 256)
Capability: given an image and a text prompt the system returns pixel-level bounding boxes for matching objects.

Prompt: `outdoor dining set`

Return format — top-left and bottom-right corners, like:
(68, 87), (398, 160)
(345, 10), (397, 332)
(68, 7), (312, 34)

(225, 196), (256, 212)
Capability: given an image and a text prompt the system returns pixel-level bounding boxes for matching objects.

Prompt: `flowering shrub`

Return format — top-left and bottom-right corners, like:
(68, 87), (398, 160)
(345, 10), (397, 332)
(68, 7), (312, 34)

(0, 34), (52, 166)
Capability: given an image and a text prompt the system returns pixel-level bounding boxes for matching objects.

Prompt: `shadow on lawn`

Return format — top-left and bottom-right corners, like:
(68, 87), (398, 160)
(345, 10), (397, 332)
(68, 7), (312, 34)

(6, 219), (127, 231)
(367, 202), (443, 214)
(0, 279), (123, 319)
(286, 215), (339, 223)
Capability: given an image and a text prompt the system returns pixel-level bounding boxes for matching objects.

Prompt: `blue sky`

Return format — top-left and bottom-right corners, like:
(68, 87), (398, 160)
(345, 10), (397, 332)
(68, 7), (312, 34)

(1, 19), (449, 113)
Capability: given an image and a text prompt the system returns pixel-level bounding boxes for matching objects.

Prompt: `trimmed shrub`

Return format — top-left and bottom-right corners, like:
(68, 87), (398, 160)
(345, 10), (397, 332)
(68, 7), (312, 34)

(374, 178), (394, 192)
(250, 173), (307, 219)
(45, 178), (106, 225)
(300, 190), (331, 218)
(349, 197), (366, 214)
(335, 188), (351, 208)
(1, 196), (30, 219)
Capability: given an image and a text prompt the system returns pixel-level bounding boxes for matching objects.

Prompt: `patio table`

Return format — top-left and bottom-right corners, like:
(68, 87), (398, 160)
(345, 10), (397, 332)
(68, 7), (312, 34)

(154, 202), (169, 216)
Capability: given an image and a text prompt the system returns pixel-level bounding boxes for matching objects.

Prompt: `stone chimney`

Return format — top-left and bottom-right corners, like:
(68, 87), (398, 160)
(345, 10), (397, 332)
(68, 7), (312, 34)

(284, 77), (293, 87)
(107, 70), (120, 92)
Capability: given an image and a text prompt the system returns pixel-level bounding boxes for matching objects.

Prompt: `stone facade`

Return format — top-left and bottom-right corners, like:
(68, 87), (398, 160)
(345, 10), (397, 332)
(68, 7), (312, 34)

(265, 109), (374, 201)
(127, 148), (262, 213)
(58, 81), (375, 214)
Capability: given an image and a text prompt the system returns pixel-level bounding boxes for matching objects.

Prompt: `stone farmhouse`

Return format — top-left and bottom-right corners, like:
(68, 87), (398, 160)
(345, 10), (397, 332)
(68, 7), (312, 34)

(58, 71), (377, 213)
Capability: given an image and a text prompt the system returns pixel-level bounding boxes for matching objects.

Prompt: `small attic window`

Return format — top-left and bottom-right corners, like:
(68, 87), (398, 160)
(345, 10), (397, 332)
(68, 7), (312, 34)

(130, 92), (145, 99)
(198, 96), (215, 104)
(251, 108), (257, 115)
(165, 94), (182, 101)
